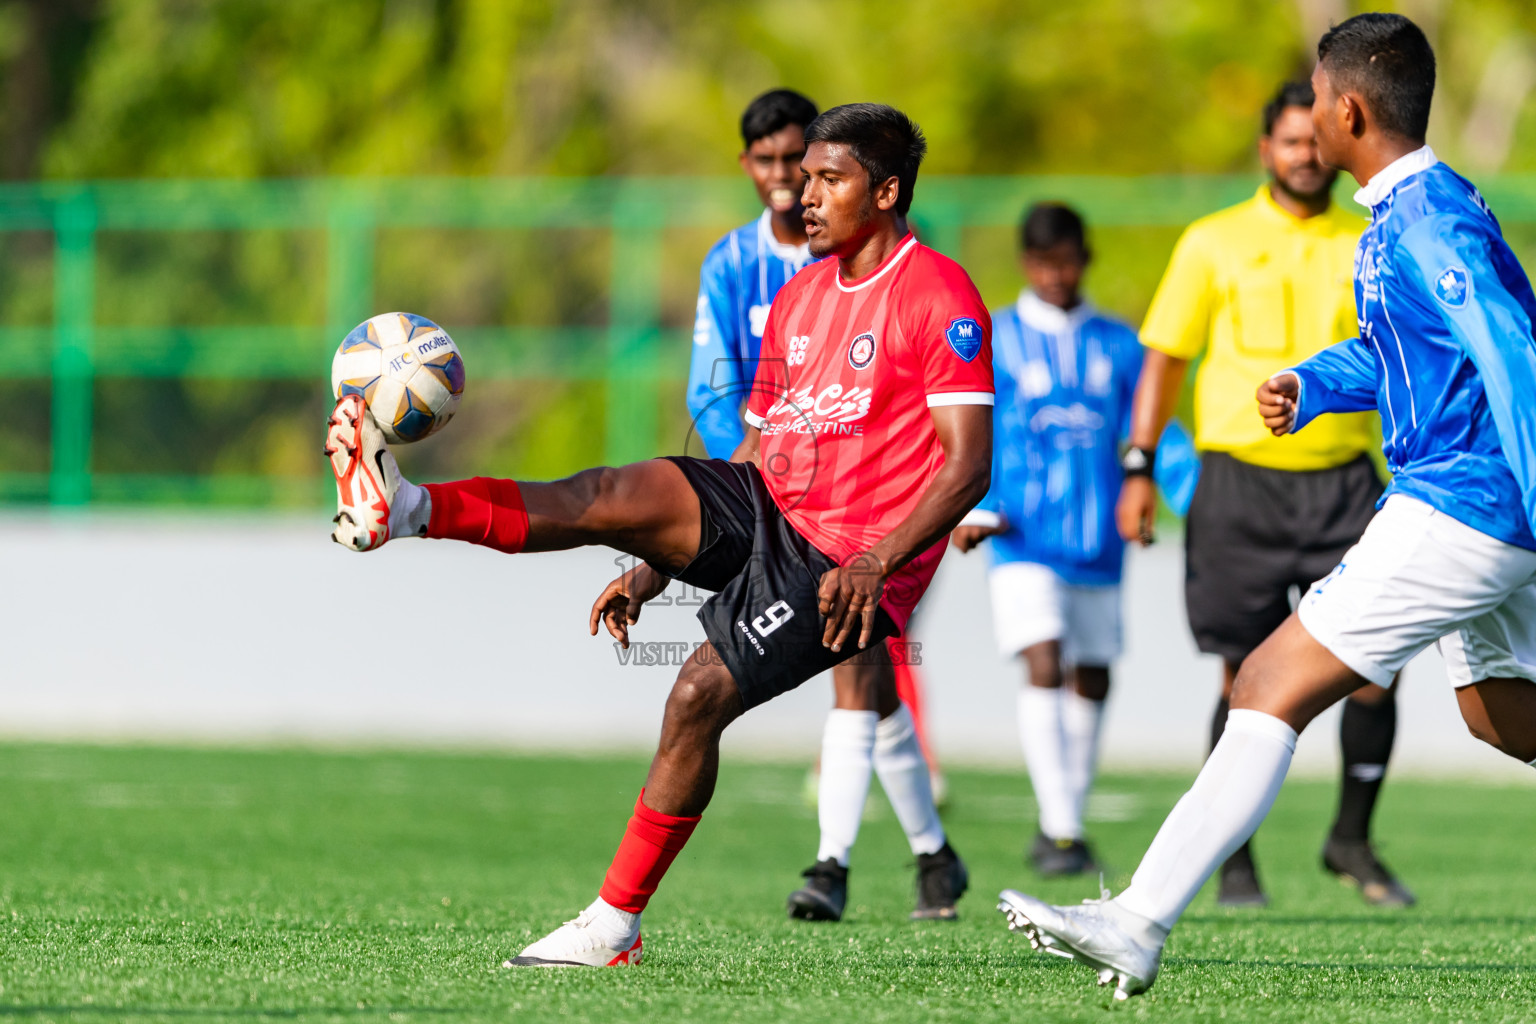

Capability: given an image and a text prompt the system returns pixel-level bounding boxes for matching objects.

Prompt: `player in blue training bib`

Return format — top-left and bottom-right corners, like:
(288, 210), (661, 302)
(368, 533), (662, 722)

(996, 14), (1536, 1001)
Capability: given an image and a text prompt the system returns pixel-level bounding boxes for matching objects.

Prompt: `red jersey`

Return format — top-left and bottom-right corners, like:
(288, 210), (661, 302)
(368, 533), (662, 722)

(744, 236), (994, 630)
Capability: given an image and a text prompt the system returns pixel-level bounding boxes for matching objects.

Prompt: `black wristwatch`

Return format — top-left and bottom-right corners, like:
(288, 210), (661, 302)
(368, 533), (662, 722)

(1121, 445), (1156, 480)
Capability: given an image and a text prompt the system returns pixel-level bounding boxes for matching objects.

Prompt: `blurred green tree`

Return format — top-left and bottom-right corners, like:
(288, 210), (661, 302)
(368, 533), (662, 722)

(0, 0), (1532, 499)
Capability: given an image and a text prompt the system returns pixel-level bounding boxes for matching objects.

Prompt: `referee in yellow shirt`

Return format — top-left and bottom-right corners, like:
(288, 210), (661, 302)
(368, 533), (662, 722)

(1118, 81), (1412, 908)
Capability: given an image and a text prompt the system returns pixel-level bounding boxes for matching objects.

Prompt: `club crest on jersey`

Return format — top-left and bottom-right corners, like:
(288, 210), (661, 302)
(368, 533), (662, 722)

(945, 317), (983, 362)
(1434, 265), (1469, 309)
(847, 332), (877, 370)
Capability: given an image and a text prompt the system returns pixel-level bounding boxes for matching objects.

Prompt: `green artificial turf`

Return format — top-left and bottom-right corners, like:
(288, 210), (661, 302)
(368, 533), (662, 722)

(0, 743), (1532, 1023)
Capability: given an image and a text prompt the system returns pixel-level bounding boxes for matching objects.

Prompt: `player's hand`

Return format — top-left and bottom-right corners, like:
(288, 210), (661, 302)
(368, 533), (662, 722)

(951, 518), (1007, 553)
(817, 552), (887, 654)
(588, 562), (669, 649)
(1257, 373), (1300, 436)
(1117, 475), (1157, 547)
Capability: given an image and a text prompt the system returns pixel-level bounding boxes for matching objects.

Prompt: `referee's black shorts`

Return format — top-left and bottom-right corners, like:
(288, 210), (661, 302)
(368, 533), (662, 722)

(1184, 451), (1384, 664)
(646, 456), (898, 711)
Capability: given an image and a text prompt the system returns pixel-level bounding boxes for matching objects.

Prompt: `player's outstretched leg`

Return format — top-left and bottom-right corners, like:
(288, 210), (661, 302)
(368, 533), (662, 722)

(999, 616), (1363, 998)
(323, 396), (701, 568)
(507, 644), (743, 967)
(1454, 675), (1536, 767)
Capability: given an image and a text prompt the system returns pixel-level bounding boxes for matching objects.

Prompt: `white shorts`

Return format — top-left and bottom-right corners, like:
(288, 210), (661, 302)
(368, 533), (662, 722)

(988, 561), (1122, 666)
(1298, 495), (1536, 688)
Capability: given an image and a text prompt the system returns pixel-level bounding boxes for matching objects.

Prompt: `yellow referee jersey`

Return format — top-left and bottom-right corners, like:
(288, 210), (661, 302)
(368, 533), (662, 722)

(1140, 184), (1376, 471)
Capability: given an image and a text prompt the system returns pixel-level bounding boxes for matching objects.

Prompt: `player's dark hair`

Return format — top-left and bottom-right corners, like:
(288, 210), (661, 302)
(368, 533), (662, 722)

(1020, 202), (1087, 255)
(803, 103), (927, 216)
(1262, 80), (1315, 136)
(740, 89), (819, 148)
(1317, 13), (1435, 141)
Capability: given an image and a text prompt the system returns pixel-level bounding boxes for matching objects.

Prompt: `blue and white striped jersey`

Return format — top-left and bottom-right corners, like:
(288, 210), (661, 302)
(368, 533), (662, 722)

(1289, 147), (1536, 551)
(686, 210), (816, 459)
(971, 291), (1197, 585)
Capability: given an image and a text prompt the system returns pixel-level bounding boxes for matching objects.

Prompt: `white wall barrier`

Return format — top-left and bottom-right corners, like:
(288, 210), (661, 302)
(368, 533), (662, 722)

(1, 513), (1527, 782)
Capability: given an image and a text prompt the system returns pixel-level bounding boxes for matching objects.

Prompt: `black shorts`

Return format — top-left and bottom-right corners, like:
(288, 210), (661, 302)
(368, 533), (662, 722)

(648, 457), (898, 711)
(1185, 452), (1384, 663)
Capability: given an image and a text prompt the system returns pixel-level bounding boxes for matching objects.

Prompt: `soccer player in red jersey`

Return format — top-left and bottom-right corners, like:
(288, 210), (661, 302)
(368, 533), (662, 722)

(685, 89), (958, 923)
(323, 103), (993, 966)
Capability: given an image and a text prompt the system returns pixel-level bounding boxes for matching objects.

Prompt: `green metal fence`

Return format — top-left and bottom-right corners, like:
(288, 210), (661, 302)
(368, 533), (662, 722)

(9, 174), (1536, 506)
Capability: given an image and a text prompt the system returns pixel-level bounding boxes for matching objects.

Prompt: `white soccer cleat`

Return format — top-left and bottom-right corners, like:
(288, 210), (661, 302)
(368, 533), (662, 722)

(998, 888), (1167, 1000)
(324, 394), (400, 552)
(503, 907), (643, 968)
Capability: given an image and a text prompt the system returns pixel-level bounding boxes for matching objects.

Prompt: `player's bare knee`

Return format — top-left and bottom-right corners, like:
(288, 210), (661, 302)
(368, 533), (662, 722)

(1228, 664), (1259, 707)
(543, 466), (614, 534)
(1348, 681), (1394, 707)
(1466, 720), (1536, 762)
(1021, 643), (1062, 689)
(663, 661), (741, 735)
(1229, 654), (1289, 716)
(584, 466), (632, 524)
(1465, 720), (1508, 755)
(833, 656), (890, 711)
(1074, 666), (1111, 702)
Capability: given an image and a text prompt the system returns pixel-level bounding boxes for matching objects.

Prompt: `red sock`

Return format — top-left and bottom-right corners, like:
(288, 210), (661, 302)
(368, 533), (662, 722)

(598, 790), (702, 914)
(423, 477), (530, 553)
(891, 638), (939, 772)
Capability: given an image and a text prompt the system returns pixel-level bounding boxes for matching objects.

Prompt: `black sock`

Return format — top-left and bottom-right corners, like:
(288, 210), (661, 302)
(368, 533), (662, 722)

(1332, 695), (1397, 842)
(1208, 695), (1256, 870)
(1208, 695), (1230, 755)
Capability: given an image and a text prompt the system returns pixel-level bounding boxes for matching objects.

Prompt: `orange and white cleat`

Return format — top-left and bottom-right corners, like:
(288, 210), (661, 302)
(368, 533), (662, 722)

(324, 394), (400, 552)
(503, 902), (643, 968)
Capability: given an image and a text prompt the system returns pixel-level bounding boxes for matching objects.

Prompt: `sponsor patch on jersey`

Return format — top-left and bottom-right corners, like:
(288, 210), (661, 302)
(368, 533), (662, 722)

(945, 317), (983, 362)
(1434, 265), (1469, 309)
(847, 332), (876, 370)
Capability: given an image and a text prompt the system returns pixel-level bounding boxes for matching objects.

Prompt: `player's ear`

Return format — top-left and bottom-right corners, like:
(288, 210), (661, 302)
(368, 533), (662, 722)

(1341, 92), (1367, 140)
(875, 175), (901, 213)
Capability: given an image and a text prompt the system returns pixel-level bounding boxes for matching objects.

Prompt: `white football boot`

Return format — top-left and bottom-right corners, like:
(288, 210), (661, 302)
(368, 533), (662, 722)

(503, 901), (643, 968)
(998, 887), (1167, 1000)
(324, 394), (400, 552)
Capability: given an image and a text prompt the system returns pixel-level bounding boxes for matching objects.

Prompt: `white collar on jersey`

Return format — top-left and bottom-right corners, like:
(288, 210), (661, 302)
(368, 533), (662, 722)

(1016, 289), (1094, 334)
(835, 234), (919, 293)
(1353, 145), (1438, 209)
(757, 209), (812, 264)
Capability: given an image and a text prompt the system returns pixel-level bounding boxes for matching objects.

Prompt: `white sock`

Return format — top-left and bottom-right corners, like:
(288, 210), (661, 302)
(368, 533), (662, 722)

(588, 896), (640, 944)
(1528, 756), (1536, 770)
(873, 705), (946, 856)
(816, 710), (879, 866)
(1060, 689), (1106, 835)
(387, 478), (431, 538)
(1116, 709), (1297, 929)
(1017, 686), (1078, 839)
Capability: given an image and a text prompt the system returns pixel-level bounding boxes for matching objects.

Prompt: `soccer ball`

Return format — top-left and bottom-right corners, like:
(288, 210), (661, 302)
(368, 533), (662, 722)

(331, 312), (466, 444)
